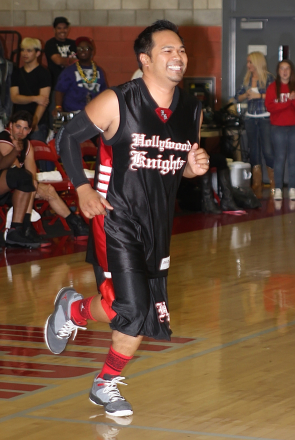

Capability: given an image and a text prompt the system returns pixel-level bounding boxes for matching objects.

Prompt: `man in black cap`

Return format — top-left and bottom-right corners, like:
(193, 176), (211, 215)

(45, 17), (77, 134)
(44, 17), (76, 88)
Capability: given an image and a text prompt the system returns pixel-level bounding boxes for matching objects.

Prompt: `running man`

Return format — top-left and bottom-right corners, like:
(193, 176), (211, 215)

(45, 20), (209, 417)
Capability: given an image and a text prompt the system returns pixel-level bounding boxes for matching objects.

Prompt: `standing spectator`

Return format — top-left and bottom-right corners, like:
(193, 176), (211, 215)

(44, 17), (76, 88)
(10, 38), (51, 145)
(54, 37), (107, 114)
(44, 17), (76, 135)
(235, 52), (274, 198)
(265, 60), (295, 201)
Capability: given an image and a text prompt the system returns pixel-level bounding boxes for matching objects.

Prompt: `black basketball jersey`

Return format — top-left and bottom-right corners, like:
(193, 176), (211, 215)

(90, 78), (202, 279)
(0, 129), (29, 165)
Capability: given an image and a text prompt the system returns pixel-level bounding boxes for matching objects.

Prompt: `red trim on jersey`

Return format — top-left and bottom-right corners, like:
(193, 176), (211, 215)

(155, 107), (173, 123)
(99, 138), (113, 167)
(93, 139), (113, 271)
(100, 279), (117, 320)
(92, 214), (108, 270)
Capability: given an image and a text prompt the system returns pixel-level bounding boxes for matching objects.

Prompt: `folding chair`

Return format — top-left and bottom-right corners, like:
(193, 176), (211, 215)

(0, 205), (9, 232)
(80, 140), (97, 170)
(30, 140), (77, 231)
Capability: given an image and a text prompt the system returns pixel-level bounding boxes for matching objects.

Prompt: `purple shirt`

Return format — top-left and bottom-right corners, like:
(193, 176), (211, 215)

(55, 62), (107, 112)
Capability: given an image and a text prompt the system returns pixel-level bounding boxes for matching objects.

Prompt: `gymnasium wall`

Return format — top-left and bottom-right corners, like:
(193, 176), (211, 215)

(0, 1), (222, 106)
(0, 25), (222, 107)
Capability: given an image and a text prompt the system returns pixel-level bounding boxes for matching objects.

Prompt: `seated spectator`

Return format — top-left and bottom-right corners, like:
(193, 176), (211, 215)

(0, 111), (89, 246)
(0, 118), (39, 248)
(54, 36), (107, 114)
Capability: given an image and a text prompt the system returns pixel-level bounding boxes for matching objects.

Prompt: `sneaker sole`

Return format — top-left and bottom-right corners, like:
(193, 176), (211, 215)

(40, 241), (52, 247)
(5, 239), (40, 249)
(89, 394), (133, 417)
(74, 235), (88, 241)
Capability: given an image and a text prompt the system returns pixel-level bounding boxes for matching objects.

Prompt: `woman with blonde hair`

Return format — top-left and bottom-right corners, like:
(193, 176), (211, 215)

(235, 51), (274, 198)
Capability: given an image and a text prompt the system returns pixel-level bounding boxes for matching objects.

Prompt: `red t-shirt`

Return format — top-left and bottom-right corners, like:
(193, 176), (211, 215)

(265, 82), (295, 125)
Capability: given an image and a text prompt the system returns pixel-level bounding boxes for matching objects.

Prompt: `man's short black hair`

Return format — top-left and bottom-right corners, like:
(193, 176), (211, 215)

(134, 20), (183, 69)
(10, 111), (33, 128)
(53, 16), (70, 28)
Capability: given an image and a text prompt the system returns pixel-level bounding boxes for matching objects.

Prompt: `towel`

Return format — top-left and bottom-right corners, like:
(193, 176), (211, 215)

(36, 171), (63, 182)
(84, 169), (95, 179)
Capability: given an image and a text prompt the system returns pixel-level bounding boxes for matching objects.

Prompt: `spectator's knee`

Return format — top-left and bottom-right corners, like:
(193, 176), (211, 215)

(46, 184), (58, 199)
(6, 167), (35, 192)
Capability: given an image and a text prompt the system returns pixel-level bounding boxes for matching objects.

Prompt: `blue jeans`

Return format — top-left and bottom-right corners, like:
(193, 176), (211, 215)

(244, 116), (273, 168)
(271, 125), (295, 189)
(29, 123), (55, 172)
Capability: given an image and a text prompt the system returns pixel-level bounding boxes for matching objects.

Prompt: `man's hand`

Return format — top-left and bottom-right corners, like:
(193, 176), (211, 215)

(246, 90), (261, 100)
(183, 143), (209, 178)
(77, 184), (114, 218)
(34, 95), (49, 106)
(11, 136), (23, 153)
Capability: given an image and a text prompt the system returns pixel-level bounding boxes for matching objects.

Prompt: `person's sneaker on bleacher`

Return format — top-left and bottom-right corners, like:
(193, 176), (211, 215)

(24, 224), (52, 247)
(66, 214), (89, 239)
(44, 286), (86, 355)
(5, 226), (41, 248)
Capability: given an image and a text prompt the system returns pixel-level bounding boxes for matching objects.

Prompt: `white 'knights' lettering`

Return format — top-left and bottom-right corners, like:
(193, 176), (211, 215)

(129, 151), (186, 175)
(131, 133), (191, 153)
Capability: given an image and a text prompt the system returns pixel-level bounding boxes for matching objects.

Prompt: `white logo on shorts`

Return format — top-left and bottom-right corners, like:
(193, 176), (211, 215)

(159, 256), (170, 270)
(155, 302), (170, 323)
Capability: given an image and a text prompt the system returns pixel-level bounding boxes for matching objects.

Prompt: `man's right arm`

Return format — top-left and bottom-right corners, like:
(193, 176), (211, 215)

(59, 89), (120, 218)
(46, 40), (76, 67)
(0, 141), (20, 170)
(10, 86), (49, 106)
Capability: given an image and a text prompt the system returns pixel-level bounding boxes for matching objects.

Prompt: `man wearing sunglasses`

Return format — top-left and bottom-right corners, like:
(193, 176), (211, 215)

(54, 37), (107, 115)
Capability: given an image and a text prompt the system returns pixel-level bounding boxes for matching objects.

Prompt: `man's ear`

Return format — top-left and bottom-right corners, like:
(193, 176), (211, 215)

(140, 53), (150, 68)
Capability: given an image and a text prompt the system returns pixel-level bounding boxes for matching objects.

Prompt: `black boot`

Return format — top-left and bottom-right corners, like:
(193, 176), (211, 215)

(24, 224), (52, 248)
(5, 225), (41, 248)
(218, 168), (240, 211)
(66, 214), (89, 239)
(201, 171), (222, 214)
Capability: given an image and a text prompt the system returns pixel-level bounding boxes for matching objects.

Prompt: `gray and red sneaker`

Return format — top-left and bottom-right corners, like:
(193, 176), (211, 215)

(44, 287), (86, 354)
(89, 375), (133, 417)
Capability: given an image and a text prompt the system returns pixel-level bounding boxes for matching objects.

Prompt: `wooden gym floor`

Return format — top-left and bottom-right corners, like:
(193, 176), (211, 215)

(1, 192), (295, 440)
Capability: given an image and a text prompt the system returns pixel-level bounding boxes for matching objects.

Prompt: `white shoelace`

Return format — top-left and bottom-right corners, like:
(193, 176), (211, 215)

(103, 376), (127, 402)
(57, 320), (86, 340)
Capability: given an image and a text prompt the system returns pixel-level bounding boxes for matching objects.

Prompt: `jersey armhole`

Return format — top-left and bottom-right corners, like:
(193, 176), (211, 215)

(102, 86), (126, 146)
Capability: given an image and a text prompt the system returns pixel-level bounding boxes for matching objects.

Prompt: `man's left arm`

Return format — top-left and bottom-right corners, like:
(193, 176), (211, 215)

(32, 86), (51, 131)
(183, 110), (209, 178)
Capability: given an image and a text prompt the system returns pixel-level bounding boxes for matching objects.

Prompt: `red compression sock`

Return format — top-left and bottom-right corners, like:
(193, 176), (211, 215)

(71, 296), (97, 325)
(98, 346), (133, 379)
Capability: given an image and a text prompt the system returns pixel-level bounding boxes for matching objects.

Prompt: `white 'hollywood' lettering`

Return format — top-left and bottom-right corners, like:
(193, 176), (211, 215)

(131, 133), (191, 153)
